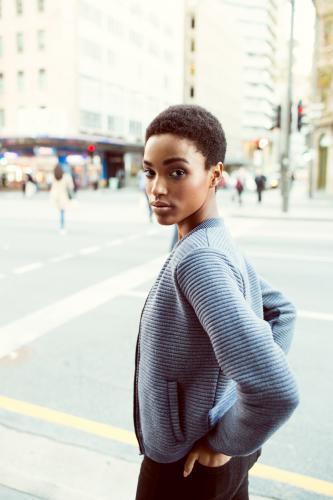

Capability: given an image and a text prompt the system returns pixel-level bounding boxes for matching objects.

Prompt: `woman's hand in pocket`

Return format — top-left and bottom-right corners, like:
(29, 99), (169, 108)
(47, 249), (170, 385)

(183, 439), (231, 478)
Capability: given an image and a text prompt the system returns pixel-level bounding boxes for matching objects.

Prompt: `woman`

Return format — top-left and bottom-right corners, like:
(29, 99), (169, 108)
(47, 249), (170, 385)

(134, 105), (299, 500)
(50, 164), (74, 234)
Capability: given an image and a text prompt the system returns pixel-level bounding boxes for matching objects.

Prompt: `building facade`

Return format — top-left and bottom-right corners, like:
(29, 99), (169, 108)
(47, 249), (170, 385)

(312, 0), (333, 193)
(222, 0), (279, 164)
(184, 0), (242, 164)
(0, 0), (184, 188)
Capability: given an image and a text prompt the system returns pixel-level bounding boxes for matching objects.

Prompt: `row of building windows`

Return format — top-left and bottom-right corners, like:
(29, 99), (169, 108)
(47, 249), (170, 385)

(0, 69), (46, 92)
(80, 36), (173, 63)
(0, 32), (45, 56)
(0, 0), (44, 17)
(79, 2), (173, 36)
(80, 110), (143, 138)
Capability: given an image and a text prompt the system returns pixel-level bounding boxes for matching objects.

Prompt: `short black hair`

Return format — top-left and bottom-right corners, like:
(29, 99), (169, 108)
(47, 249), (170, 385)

(145, 104), (227, 168)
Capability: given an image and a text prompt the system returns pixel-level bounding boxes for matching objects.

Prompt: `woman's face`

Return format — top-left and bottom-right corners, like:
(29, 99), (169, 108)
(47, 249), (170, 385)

(143, 133), (217, 227)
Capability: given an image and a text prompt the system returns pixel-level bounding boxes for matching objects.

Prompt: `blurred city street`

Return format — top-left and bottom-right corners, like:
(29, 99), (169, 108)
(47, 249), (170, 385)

(0, 182), (332, 499)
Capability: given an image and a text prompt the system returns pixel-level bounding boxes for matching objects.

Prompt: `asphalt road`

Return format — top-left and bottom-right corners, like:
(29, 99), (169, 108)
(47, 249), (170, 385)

(0, 186), (332, 499)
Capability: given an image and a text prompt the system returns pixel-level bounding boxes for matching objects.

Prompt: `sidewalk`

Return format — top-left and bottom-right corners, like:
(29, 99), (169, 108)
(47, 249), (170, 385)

(221, 181), (333, 222)
(0, 425), (275, 500)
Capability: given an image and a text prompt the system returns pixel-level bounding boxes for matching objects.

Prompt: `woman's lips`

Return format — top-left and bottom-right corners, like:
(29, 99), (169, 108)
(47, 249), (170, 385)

(151, 201), (174, 214)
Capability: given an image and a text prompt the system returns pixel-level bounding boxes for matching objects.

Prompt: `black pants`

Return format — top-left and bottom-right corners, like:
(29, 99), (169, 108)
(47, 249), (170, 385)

(135, 449), (261, 500)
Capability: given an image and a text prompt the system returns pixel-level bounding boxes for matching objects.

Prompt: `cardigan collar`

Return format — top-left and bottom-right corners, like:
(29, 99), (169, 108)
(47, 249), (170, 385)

(174, 217), (224, 249)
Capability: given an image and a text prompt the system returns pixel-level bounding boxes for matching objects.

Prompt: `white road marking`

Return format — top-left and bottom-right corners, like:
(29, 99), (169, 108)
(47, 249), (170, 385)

(49, 253), (74, 263)
(126, 234), (141, 241)
(263, 232), (333, 242)
(106, 238), (124, 247)
(247, 251), (333, 264)
(79, 246), (100, 256)
(145, 228), (161, 236)
(122, 290), (148, 299)
(13, 262), (44, 275)
(298, 310), (333, 322)
(0, 255), (167, 359)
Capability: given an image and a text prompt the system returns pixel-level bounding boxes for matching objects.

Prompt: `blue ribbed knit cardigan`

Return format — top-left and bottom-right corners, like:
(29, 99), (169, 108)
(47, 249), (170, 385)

(133, 218), (299, 463)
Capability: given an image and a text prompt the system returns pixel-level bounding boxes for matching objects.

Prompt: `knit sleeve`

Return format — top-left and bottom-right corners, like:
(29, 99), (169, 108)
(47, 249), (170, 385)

(176, 248), (299, 456)
(259, 275), (297, 354)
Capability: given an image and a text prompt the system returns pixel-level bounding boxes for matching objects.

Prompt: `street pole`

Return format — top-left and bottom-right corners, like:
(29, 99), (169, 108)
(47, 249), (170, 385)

(280, 0), (295, 213)
(308, 4), (319, 198)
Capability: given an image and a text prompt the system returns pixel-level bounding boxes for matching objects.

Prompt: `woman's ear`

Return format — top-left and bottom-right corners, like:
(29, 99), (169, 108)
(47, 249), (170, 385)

(210, 162), (224, 188)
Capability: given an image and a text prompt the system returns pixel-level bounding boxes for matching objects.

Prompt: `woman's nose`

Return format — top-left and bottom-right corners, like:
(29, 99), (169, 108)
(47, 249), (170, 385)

(151, 176), (168, 196)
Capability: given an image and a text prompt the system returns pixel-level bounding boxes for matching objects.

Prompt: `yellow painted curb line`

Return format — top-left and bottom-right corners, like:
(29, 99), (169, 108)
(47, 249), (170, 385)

(0, 395), (332, 497)
(0, 395), (137, 446)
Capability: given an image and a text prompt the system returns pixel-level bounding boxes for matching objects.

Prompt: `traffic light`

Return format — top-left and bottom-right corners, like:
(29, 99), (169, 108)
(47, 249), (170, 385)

(87, 144), (95, 158)
(271, 105), (281, 129)
(297, 100), (304, 131)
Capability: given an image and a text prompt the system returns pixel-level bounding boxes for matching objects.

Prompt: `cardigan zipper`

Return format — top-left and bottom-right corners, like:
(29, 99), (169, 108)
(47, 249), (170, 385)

(133, 293), (151, 456)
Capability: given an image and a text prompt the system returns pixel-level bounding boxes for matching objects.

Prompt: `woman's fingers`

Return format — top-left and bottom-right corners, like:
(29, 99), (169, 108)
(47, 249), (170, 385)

(183, 452), (198, 478)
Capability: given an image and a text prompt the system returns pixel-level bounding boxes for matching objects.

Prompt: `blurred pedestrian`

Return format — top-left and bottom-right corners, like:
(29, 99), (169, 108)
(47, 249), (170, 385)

(134, 105), (299, 500)
(235, 177), (244, 205)
(23, 173), (38, 198)
(138, 169), (153, 222)
(50, 164), (74, 234)
(254, 174), (266, 203)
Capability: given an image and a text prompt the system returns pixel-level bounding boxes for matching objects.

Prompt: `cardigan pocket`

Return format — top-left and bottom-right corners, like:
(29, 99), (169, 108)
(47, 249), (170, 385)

(167, 380), (185, 443)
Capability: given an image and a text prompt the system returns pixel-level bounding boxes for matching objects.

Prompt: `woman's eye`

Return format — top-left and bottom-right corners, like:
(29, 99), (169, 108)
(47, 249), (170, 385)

(170, 169), (185, 178)
(143, 169), (154, 178)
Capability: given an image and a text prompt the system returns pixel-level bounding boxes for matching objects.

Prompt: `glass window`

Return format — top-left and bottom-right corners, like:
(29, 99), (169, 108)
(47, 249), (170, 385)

(37, 0), (44, 12)
(0, 109), (5, 128)
(190, 39), (195, 52)
(191, 16), (195, 29)
(16, 0), (23, 15)
(17, 33), (24, 53)
(0, 73), (4, 94)
(38, 68), (46, 89)
(17, 71), (24, 91)
(80, 110), (101, 129)
(37, 30), (45, 50)
(190, 86), (195, 98)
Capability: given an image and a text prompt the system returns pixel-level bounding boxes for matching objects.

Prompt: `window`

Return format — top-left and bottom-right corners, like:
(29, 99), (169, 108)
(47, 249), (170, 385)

(107, 115), (124, 135)
(191, 16), (195, 29)
(17, 33), (24, 53)
(190, 39), (195, 52)
(107, 50), (115, 65)
(17, 71), (24, 91)
(190, 86), (195, 98)
(0, 109), (5, 128)
(80, 110), (101, 129)
(16, 0), (23, 15)
(38, 68), (46, 89)
(37, 30), (45, 50)
(190, 63), (196, 76)
(37, 0), (45, 12)
(129, 120), (142, 138)
(0, 73), (3, 94)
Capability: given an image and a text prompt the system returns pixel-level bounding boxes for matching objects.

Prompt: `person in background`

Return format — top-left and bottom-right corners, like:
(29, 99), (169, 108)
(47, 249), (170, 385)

(138, 169), (153, 223)
(22, 173), (38, 198)
(235, 177), (244, 205)
(254, 174), (266, 203)
(134, 104), (299, 500)
(50, 164), (74, 234)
